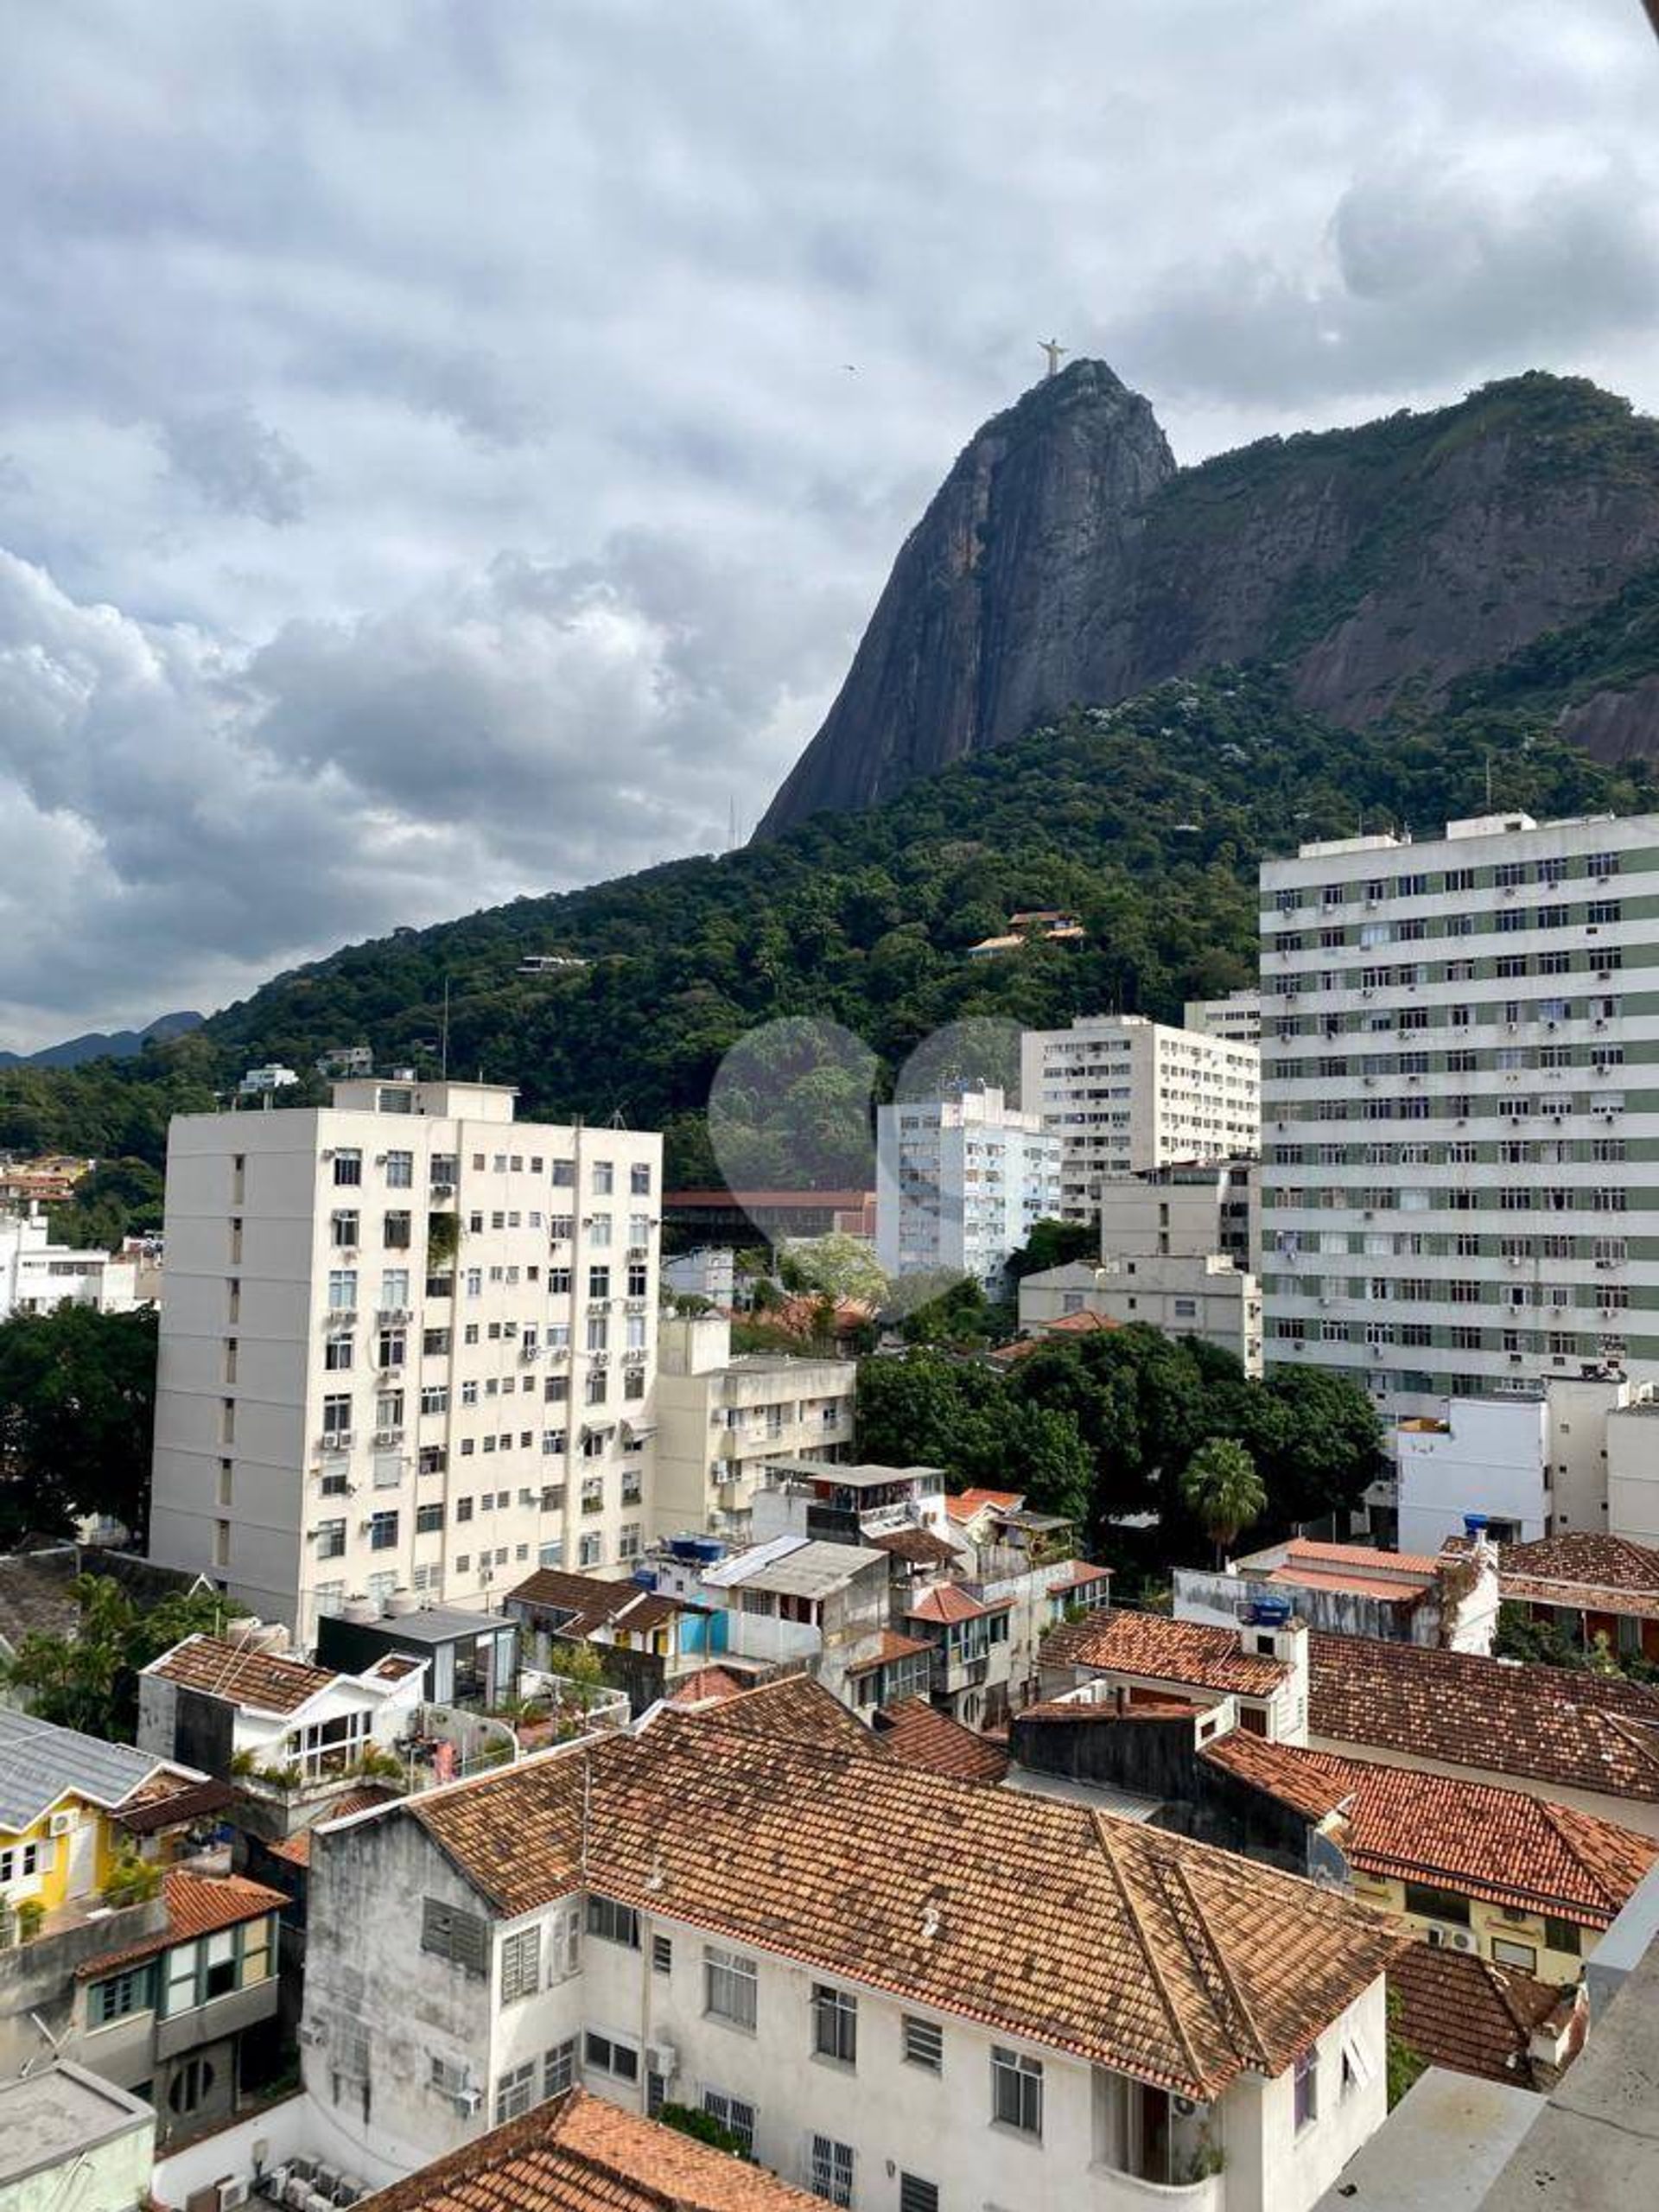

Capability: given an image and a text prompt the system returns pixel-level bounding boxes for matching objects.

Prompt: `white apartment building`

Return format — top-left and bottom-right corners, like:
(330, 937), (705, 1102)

(652, 1312), (855, 1540)
(0, 1211), (144, 1320)
(1184, 989), (1263, 1045)
(1261, 810), (1659, 1424)
(302, 1682), (1399, 2210)
(148, 1078), (661, 1646)
(1020, 1016), (1261, 1224)
(1019, 1252), (1264, 1376)
(875, 1088), (1061, 1295)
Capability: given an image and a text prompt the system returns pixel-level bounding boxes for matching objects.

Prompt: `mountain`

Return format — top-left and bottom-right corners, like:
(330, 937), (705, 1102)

(4, 668), (1653, 1184)
(0, 1011), (204, 1071)
(757, 365), (1659, 835)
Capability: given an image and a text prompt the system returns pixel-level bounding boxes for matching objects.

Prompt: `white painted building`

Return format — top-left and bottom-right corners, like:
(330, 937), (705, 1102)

(875, 1088), (1061, 1295)
(1184, 989), (1263, 1046)
(1019, 1250), (1265, 1375)
(147, 1078), (661, 1646)
(1020, 1016), (1261, 1224)
(1606, 1402), (1659, 1545)
(1261, 810), (1659, 1424)
(1395, 1396), (1550, 1554)
(300, 1684), (1399, 2209)
(0, 1213), (143, 1321)
(137, 1630), (427, 1783)
(652, 1313), (855, 1541)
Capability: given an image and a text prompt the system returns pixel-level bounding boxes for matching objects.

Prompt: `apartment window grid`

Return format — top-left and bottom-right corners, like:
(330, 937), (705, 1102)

(1261, 822), (1656, 1406)
(809, 2137), (855, 2207)
(703, 1943), (758, 2030)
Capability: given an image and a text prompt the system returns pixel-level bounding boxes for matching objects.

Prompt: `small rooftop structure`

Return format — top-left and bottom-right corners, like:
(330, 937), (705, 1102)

(0, 2063), (154, 2200)
(700, 1534), (888, 1602)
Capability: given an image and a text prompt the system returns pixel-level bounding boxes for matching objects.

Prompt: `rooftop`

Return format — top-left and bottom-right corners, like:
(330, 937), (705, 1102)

(74, 1868), (287, 1980)
(944, 1487), (1026, 1522)
(320, 1602), (516, 1645)
(1204, 1736), (1658, 1926)
(1499, 1534), (1659, 1620)
(359, 2088), (822, 2212)
(770, 1459), (945, 1491)
(1044, 1610), (1293, 1699)
(841, 1630), (932, 1676)
(504, 1568), (689, 1637)
(873, 1699), (1009, 1783)
(396, 1698), (1404, 2103)
(905, 1584), (1014, 1625)
(0, 2063), (153, 2187)
(1388, 1945), (1573, 2092)
(1308, 1634), (1659, 1804)
(0, 1706), (203, 1834)
(143, 1633), (339, 1715)
(700, 1535), (888, 1599)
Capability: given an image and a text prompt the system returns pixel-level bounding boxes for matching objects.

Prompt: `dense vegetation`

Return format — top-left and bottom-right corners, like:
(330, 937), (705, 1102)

(855, 1327), (1382, 1575)
(0, 1574), (245, 1740)
(0, 1305), (160, 1541)
(5, 664), (1654, 1191)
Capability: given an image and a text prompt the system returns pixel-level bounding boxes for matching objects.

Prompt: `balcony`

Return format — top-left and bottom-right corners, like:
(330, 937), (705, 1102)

(155, 1973), (278, 2061)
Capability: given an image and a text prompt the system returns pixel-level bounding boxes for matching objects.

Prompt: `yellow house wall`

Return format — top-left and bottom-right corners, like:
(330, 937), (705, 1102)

(0, 1793), (124, 1916)
(1350, 1869), (1593, 1985)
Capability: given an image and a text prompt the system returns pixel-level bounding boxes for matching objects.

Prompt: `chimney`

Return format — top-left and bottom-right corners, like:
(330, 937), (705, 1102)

(1436, 1517), (1500, 1655)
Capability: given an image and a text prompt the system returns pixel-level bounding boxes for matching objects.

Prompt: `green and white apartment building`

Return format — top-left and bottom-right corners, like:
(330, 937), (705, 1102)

(1259, 809), (1659, 1427)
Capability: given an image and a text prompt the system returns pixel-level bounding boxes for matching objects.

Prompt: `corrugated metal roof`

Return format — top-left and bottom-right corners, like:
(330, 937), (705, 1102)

(0, 1708), (194, 1834)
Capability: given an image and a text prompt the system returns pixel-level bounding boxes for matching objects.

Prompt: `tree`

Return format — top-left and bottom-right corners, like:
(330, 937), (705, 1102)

(0, 1305), (160, 1541)
(777, 1232), (887, 1308)
(0, 1574), (245, 1741)
(48, 1156), (165, 1251)
(1179, 1438), (1267, 1565)
(1005, 1217), (1097, 1283)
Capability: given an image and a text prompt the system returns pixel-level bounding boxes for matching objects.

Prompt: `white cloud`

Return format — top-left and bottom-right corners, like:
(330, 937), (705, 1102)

(0, 0), (1654, 1045)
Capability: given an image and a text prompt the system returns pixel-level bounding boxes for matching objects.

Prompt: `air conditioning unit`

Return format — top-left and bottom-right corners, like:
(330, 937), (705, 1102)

(646, 2040), (680, 2077)
(298, 2022), (327, 2047)
(1426, 1924), (1473, 1951)
(48, 1809), (75, 1837)
(453, 2088), (482, 2117)
(219, 2183), (251, 2212)
(431, 1181), (454, 1198)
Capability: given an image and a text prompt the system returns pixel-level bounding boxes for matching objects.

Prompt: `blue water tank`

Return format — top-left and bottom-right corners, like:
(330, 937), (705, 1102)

(1243, 1594), (1293, 1628)
(1463, 1512), (1490, 1535)
(632, 1567), (657, 1590)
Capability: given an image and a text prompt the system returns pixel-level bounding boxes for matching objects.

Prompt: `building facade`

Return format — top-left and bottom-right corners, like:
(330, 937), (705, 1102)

(1184, 990), (1263, 1046)
(148, 1079), (661, 1644)
(1260, 810), (1659, 1424)
(1020, 1017), (1261, 1224)
(652, 1314), (855, 1541)
(874, 1089), (1061, 1294)
(1019, 1252), (1265, 1376)
(0, 1213), (145, 1321)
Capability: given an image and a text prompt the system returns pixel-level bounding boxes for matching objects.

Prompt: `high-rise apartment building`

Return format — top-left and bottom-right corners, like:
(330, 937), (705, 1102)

(148, 1078), (660, 1643)
(1020, 1014), (1260, 1222)
(875, 1088), (1061, 1294)
(1260, 810), (1656, 1421)
(1182, 988), (1262, 1045)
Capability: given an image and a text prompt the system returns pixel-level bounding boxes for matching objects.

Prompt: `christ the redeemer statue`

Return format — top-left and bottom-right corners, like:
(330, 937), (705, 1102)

(1039, 336), (1067, 378)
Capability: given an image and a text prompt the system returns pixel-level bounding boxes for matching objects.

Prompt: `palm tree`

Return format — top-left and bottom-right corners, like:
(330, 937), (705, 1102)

(1180, 1438), (1267, 1567)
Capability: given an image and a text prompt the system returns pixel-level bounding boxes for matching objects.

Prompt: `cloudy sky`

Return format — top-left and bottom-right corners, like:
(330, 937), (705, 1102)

(2, 1), (1656, 1048)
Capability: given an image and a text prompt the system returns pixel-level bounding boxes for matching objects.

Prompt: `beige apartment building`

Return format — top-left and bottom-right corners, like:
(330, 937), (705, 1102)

(652, 1312), (855, 1541)
(148, 1078), (661, 1645)
(1020, 1014), (1260, 1224)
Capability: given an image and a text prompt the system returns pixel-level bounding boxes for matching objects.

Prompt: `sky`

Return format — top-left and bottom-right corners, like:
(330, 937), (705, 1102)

(2, 2), (1656, 1049)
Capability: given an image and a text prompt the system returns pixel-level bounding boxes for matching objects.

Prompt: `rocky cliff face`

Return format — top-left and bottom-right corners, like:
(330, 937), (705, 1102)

(757, 366), (1659, 836)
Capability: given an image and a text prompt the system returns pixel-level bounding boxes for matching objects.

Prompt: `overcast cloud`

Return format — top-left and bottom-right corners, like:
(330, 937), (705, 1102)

(0, 0), (1656, 1046)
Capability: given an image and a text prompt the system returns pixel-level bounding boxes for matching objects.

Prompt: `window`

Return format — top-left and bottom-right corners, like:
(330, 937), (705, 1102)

(494, 2061), (537, 2123)
(385, 1149), (414, 1188)
(810, 2137), (854, 2207)
(416, 1502), (443, 1535)
(332, 1210), (359, 1248)
(701, 2089), (755, 2156)
(369, 1510), (398, 1551)
(585, 1895), (640, 1948)
(1294, 2047), (1319, 2131)
(384, 1210), (413, 1249)
(652, 1933), (673, 1975)
(899, 2180), (940, 2212)
(324, 1335), (353, 1371)
(89, 1963), (154, 2025)
(315, 1518), (346, 1560)
(322, 1392), (353, 1437)
(0, 1840), (40, 1885)
(704, 1944), (758, 2029)
(423, 1897), (488, 1975)
(991, 2045), (1042, 2136)
(1491, 1936), (1539, 1972)
(333, 1149), (363, 1186)
(583, 2029), (639, 2082)
(588, 1264), (611, 1300)
(500, 1925), (541, 2003)
(902, 2014), (943, 2071)
(811, 1982), (857, 2065)
(543, 2037), (577, 2097)
(592, 1160), (614, 1193)
(1543, 1917), (1583, 1956)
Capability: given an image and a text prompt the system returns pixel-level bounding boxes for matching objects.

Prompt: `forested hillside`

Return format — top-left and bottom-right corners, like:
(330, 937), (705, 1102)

(3, 665), (1656, 1185)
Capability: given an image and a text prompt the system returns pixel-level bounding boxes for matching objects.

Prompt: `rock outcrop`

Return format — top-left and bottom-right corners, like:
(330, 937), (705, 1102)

(757, 365), (1659, 836)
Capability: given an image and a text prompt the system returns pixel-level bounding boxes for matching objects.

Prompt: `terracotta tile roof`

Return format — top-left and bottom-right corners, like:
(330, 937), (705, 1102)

(906, 1585), (1014, 1624)
(403, 1708), (1403, 2102)
(1270, 1565), (1429, 1604)
(842, 1631), (932, 1677)
(1388, 1945), (1572, 2092)
(361, 2088), (822, 2212)
(1018, 1691), (1207, 1723)
(1204, 1737), (1658, 1924)
(654, 1673), (887, 1758)
(665, 1667), (749, 1707)
(944, 1488), (1024, 1522)
(1281, 1538), (1442, 1577)
(1046, 1562), (1113, 1593)
(75, 1869), (285, 1979)
(996, 1313), (1123, 1360)
(144, 1634), (335, 1715)
(1498, 1535), (1659, 1621)
(1044, 1611), (1292, 1698)
(867, 1527), (959, 1567)
(113, 1777), (237, 1837)
(1308, 1633), (1659, 1805)
(874, 1699), (1009, 1783)
(505, 1568), (687, 1637)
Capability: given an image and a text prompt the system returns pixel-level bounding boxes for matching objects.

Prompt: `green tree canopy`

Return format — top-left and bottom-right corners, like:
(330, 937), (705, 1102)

(0, 1304), (159, 1541)
(1180, 1437), (1268, 1562)
(0, 1573), (245, 1740)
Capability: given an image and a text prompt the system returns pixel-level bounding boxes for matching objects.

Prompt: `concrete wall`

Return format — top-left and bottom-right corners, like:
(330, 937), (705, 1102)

(1397, 1397), (1549, 1552)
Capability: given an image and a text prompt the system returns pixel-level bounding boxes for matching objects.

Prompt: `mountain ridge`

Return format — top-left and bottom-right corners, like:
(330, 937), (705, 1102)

(757, 365), (1659, 836)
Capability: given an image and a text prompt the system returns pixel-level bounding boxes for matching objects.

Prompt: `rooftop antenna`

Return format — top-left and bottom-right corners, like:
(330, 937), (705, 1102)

(1039, 336), (1067, 378)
